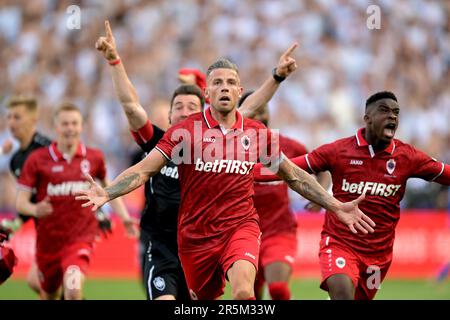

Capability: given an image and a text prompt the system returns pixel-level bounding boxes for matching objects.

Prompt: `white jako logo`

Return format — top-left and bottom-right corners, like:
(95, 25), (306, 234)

(153, 277), (166, 291)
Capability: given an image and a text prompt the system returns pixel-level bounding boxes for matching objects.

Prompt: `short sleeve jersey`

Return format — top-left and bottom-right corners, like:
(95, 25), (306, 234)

(155, 107), (279, 252)
(18, 142), (106, 254)
(304, 128), (445, 254)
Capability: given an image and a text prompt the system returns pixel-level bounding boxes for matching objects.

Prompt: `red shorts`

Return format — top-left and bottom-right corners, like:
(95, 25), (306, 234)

(36, 242), (93, 294)
(319, 235), (392, 300)
(255, 232), (297, 289)
(179, 220), (261, 300)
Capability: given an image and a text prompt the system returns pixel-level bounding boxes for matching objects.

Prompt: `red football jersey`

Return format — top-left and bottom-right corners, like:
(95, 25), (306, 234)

(253, 135), (307, 239)
(18, 142), (106, 254)
(304, 128), (445, 254)
(156, 107), (279, 252)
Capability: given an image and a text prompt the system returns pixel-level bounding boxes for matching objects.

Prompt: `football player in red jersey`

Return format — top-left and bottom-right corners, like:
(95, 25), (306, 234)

(95, 20), (300, 300)
(76, 57), (375, 300)
(253, 91), (450, 299)
(238, 91), (330, 300)
(15, 103), (138, 300)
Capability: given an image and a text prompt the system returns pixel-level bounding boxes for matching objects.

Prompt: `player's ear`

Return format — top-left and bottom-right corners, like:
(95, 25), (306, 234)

(363, 113), (370, 125)
(203, 87), (209, 99)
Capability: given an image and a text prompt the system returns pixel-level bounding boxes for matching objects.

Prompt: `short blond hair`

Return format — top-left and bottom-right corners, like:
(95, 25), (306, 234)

(53, 102), (82, 119)
(7, 95), (37, 113)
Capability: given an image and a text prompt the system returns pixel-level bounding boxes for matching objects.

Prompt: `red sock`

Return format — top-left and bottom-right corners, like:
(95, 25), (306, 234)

(247, 297), (256, 300)
(268, 282), (290, 300)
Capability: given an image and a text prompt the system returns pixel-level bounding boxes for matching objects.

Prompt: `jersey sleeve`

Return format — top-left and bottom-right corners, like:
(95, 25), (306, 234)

(155, 121), (186, 162)
(17, 152), (39, 192)
(434, 164), (450, 185)
(130, 120), (165, 153)
(410, 146), (446, 182)
(304, 142), (336, 174)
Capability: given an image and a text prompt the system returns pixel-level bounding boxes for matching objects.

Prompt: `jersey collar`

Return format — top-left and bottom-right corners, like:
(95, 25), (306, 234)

(49, 142), (86, 162)
(355, 127), (395, 157)
(203, 106), (244, 132)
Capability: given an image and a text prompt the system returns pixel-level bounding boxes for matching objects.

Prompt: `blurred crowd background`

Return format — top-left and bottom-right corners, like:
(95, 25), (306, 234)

(0, 0), (448, 213)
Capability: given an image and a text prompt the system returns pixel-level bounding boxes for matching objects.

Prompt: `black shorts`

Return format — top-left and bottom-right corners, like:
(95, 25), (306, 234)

(139, 230), (190, 300)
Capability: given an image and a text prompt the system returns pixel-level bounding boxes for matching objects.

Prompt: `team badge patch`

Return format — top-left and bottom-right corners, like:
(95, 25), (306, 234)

(153, 277), (166, 291)
(335, 257), (346, 269)
(80, 159), (90, 174)
(386, 159), (396, 175)
(241, 135), (250, 150)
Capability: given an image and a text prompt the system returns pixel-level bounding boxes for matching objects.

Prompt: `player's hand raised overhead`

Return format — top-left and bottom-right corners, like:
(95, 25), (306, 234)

(75, 174), (109, 211)
(334, 193), (376, 234)
(275, 43), (299, 79)
(95, 20), (119, 61)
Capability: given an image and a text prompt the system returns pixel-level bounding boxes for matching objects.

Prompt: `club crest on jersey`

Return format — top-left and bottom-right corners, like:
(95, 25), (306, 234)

(386, 159), (396, 175)
(241, 135), (250, 150)
(153, 277), (166, 291)
(80, 159), (90, 174)
(336, 257), (346, 269)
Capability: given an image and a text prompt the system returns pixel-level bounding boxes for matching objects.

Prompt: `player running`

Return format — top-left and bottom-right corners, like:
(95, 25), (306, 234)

(95, 20), (301, 300)
(1, 96), (124, 296)
(253, 91), (450, 299)
(77, 52), (374, 301)
(238, 91), (330, 300)
(15, 103), (137, 300)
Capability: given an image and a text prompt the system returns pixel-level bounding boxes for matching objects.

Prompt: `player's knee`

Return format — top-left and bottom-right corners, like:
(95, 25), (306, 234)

(268, 281), (290, 300)
(232, 285), (253, 300)
(328, 286), (354, 300)
(26, 273), (41, 293)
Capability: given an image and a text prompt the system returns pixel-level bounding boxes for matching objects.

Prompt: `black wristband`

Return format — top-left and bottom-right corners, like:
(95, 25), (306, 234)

(272, 67), (286, 83)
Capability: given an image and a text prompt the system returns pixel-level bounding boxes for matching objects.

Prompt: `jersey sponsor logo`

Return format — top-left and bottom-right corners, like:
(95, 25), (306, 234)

(194, 158), (255, 175)
(159, 165), (179, 179)
(341, 179), (401, 197)
(153, 276), (166, 291)
(51, 165), (64, 173)
(386, 159), (396, 175)
(335, 257), (346, 269)
(350, 159), (363, 165)
(47, 181), (90, 196)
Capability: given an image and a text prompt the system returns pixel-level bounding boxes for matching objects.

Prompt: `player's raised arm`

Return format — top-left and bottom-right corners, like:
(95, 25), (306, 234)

(239, 43), (298, 118)
(76, 148), (167, 210)
(96, 20), (148, 131)
(275, 157), (376, 234)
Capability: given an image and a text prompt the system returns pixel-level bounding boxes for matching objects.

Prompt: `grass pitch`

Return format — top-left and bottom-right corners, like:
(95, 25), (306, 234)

(0, 278), (448, 300)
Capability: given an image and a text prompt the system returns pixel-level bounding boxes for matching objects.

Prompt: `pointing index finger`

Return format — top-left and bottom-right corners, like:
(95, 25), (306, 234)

(105, 20), (113, 39)
(281, 42), (299, 59)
